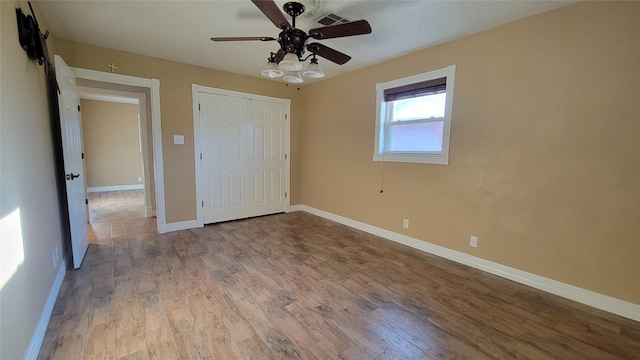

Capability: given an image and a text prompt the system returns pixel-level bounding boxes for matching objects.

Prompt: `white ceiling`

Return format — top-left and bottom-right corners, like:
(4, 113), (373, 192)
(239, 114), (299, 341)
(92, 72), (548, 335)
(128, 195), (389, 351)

(37, 0), (576, 84)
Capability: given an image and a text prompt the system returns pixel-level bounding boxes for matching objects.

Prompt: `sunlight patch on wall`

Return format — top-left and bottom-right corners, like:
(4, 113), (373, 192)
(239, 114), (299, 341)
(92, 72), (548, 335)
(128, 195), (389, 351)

(0, 208), (25, 289)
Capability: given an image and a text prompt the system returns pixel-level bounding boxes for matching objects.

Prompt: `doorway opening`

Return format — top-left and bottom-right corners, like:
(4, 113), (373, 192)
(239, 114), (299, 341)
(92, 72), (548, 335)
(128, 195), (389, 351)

(77, 88), (156, 242)
(53, 61), (166, 269)
(72, 68), (166, 238)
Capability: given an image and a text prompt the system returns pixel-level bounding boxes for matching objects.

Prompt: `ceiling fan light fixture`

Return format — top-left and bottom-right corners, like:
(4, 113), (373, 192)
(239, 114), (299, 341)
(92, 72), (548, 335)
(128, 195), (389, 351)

(283, 71), (304, 83)
(302, 57), (324, 78)
(261, 60), (284, 78)
(212, 1), (372, 83)
(279, 52), (304, 71)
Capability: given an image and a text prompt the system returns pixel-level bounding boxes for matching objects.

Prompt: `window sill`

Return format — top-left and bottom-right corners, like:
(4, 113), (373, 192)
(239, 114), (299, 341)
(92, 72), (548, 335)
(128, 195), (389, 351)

(373, 153), (449, 165)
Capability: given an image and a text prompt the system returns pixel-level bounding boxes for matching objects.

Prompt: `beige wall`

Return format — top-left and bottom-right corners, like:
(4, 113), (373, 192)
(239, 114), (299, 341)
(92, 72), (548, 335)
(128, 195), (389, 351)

(55, 40), (303, 223)
(54, 2), (639, 305)
(300, 1), (640, 304)
(2, 2), (638, 358)
(0, 2), (65, 358)
(81, 99), (143, 188)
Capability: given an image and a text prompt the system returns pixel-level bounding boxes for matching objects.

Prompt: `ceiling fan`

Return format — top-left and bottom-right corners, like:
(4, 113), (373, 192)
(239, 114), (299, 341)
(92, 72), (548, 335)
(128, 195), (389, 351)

(211, 0), (372, 83)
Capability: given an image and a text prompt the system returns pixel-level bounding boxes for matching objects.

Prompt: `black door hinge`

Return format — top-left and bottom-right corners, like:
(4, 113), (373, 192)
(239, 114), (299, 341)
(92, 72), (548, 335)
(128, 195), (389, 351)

(78, 105), (81, 112)
(81, 152), (84, 159)
(85, 198), (88, 205)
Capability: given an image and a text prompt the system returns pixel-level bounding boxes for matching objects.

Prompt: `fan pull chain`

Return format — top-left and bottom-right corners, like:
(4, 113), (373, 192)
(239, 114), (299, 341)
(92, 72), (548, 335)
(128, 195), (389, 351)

(379, 158), (384, 193)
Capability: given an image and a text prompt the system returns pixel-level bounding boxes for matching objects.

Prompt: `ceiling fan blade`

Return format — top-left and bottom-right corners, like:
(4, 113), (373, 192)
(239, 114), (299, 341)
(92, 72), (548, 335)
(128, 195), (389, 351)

(307, 43), (351, 65)
(211, 36), (277, 42)
(309, 20), (372, 40)
(251, 0), (292, 30)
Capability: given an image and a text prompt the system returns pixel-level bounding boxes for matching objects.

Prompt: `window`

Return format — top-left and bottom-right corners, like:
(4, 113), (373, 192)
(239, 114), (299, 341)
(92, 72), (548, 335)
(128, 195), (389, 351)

(374, 65), (456, 164)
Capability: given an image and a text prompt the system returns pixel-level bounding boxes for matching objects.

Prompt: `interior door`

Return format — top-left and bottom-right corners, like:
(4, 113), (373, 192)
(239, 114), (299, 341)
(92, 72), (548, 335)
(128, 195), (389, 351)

(200, 93), (249, 223)
(247, 100), (287, 217)
(54, 55), (89, 268)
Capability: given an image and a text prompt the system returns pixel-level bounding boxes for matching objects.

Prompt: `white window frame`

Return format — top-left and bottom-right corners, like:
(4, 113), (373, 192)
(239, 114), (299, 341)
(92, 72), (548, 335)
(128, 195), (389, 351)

(374, 65), (456, 165)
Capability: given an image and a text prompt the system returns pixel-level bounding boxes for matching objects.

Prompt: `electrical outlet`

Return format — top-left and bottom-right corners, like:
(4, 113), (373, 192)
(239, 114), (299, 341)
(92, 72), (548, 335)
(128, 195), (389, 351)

(137, 176), (142, 182)
(470, 235), (478, 248)
(403, 218), (409, 228)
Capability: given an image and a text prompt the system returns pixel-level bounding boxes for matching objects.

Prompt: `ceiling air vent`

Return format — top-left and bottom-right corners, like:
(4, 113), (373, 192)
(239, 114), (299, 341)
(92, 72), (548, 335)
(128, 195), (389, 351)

(315, 12), (352, 26)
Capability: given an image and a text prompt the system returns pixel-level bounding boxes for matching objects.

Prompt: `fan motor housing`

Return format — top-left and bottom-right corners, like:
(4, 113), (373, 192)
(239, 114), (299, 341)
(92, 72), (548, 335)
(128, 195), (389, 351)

(279, 28), (308, 57)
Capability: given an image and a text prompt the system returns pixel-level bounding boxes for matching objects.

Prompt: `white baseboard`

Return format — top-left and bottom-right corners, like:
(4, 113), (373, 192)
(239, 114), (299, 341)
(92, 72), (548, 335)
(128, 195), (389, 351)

(24, 261), (66, 360)
(165, 219), (199, 232)
(295, 205), (640, 322)
(289, 204), (303, 212)
(157, 220), (167, 234)
(87, 184), (143, 192)
(145, 207), (156, 218)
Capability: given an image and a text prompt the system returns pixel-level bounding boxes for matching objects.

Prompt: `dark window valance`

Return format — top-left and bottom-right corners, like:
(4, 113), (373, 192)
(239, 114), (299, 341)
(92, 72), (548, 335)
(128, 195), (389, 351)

(384, 77), (447, 102)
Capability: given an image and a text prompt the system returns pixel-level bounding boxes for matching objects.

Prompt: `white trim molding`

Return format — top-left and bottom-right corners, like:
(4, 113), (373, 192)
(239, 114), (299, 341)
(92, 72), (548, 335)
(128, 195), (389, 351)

(78, 92), (139, 104)
(165, 220), (200, 232)
(293, 205), (640, 322)
(150, 79), (166, 233)
(157, 221), (167, 234)
(289, 204), (304, 212)
(24, 261), (66, 360)
(192, 84), (203, 228)
(87, 184), (143, 192)
(72, 68), (152, 87)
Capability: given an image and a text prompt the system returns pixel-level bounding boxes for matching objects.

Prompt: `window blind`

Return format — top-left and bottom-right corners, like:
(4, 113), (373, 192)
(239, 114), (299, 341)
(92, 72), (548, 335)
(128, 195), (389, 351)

(383, 77), (446, 102)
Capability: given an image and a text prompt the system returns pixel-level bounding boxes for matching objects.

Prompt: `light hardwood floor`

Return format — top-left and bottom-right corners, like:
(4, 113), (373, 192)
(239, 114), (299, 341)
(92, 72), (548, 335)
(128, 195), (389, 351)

(87, 190), (156, 243)
(38, 203), (639, 359)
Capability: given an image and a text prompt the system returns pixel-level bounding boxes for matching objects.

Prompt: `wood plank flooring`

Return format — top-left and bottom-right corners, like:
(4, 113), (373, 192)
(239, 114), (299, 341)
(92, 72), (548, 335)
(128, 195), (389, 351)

(38, 211), (640, 359)
(87, 190), (156, 243)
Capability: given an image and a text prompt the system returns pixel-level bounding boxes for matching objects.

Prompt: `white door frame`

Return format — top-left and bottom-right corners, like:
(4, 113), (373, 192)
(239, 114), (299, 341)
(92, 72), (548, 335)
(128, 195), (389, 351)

(76, 87), (155, 218)
(72, 67), (167, 233)
(192, 84), (291, 227)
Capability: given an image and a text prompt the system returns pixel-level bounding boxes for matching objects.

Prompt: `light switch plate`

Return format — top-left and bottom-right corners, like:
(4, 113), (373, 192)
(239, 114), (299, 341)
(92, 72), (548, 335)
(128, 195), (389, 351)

(174, 135), (184, 145)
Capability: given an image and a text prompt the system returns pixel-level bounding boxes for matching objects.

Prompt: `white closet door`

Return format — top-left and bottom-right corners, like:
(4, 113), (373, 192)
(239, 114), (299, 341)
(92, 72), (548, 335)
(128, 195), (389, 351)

(200, 93), (249, 223)
(247, 100), (287, 217)
(199, 93), (287, 224)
